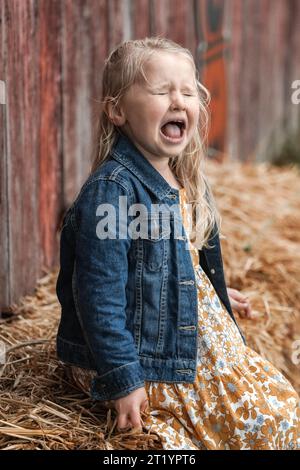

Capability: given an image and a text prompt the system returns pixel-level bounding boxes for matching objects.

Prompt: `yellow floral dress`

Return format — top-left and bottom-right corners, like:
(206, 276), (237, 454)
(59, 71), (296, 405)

(67, 187), (300, 450)
(141, 187), (300, 450)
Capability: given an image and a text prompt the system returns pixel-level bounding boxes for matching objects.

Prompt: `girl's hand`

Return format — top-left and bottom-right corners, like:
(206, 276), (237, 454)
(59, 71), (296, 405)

(114, 386), (149, 432)
(227, 287), (253, 319)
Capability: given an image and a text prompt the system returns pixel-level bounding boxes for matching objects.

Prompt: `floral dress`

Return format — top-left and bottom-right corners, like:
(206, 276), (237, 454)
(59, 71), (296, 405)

(141, 187), (300, 450)
(67, 187), (300, 450)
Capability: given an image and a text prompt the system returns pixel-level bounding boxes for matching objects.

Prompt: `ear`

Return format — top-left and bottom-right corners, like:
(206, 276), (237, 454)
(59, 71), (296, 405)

(105, 100), (126, 127)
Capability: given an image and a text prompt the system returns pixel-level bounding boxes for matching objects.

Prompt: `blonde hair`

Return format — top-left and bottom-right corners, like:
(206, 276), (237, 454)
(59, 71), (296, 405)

(90, 36), (222, 250)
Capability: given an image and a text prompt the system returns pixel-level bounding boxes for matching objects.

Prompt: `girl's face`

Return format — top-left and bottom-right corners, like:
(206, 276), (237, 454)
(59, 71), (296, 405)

(117, 52), (200, 162)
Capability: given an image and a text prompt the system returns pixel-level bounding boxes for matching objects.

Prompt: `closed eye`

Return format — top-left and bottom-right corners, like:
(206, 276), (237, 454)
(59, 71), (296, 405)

(154, 93), (196, 97)
(151, 90), (197, 97)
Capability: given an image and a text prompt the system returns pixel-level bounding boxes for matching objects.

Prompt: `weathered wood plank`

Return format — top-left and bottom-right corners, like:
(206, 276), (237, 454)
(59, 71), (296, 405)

(166, 0), (196, 52)
(39, 0), (63, 268)
(256, 0), (274, 160)
(1, 0), (300, 309)
(242, 0), (260, 161)
(131, 0), (150, 39)
(0, 0), (9, 310)
(225, 0), (242, 160)
(194, 0), (228, 156)
(151, 0), (170, 37)
(62, 0), (109, 206)
(288, 1), (300, 136)
(226, 0), (300, 163)
(4, 0), (41, 303)
(107, 0), (125, 49)
(3, 0), (62, 306)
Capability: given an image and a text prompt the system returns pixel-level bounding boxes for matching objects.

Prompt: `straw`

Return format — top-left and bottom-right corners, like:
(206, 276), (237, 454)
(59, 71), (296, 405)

(1, 160), (299, 449)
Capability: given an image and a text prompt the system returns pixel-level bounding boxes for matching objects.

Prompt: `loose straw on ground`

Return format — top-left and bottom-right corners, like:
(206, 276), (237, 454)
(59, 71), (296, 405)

(0, 160), (299, 449)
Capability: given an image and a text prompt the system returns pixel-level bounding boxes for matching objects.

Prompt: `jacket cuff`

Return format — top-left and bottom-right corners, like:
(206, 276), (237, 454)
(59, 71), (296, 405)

(90, 360), (145, 401)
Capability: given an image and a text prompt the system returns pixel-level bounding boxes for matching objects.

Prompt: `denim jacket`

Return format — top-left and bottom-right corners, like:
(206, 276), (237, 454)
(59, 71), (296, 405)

(56, 131), (246, 402)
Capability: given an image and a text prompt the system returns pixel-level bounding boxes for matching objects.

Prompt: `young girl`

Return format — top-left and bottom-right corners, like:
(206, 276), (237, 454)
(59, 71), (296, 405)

(56, 37), (300, 450)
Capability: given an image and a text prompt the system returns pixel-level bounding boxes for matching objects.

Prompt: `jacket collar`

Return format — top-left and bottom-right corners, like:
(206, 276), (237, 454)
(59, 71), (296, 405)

(111, 130), (180, 201)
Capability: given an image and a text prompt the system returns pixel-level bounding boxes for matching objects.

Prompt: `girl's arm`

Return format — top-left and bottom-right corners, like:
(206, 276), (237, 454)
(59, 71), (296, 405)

(74, 179), (145, 402)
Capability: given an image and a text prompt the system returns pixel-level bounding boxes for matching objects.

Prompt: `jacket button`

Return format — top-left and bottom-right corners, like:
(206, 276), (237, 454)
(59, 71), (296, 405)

(179, 279), (195, 286)
(210, 268), (215, 274)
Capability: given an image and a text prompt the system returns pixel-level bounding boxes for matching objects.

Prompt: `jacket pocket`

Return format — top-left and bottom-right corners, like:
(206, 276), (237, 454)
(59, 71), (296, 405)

(139, 214), (170, 272)
(142, 238), (165, 271)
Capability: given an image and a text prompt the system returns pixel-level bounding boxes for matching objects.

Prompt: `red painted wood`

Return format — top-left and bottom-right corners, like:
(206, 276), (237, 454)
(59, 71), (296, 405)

(39, 0), (63, 268)
(227, 0), (242, 160)
(196, 0), (228, 157)
(1, 0), (300, 308)
(167, 0), (196, 53)
(0, 0), (62, 309)
(4, 0), (42, 304)
(151, 0), (170, 37)
(0, 0), (9, 309)
(226, 0), (300, 162)
(288, 1), (300, 134)
(132, 0), (150, 39)
(62, 0), (109, 206)
(107, 0), (125, 48)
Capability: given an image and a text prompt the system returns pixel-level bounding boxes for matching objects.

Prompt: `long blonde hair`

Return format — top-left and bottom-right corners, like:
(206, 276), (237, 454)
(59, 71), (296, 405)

(90, 36), (222, 250)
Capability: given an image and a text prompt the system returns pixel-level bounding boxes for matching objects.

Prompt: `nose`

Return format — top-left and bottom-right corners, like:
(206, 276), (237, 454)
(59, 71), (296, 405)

(170, 90), (186, 110)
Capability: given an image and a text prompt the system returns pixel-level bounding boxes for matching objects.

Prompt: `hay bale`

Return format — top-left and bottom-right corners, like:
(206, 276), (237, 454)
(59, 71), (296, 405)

(207, 160), (300, 392)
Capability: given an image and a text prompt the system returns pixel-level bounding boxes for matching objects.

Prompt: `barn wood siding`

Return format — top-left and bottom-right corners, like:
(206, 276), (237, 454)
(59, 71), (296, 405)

(1, 0), (299, 309)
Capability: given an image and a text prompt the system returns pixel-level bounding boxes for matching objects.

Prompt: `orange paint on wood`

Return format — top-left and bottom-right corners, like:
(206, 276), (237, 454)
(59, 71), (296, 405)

(196, 0), (228, 157)
(38, 0), (62, 269)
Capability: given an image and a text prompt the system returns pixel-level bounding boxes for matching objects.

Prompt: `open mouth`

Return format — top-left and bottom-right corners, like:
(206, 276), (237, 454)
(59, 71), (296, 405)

(160, 120), (186, 141)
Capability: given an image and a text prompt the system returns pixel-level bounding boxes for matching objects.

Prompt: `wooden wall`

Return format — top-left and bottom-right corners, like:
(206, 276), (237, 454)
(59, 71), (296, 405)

(0, 0), (63, 311)
(1, 0), (300, 309)
(226, 0), (300, 162)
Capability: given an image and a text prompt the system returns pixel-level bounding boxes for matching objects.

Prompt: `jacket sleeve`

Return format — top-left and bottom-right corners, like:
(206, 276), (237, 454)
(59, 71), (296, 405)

(73, 178), (145, 401)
